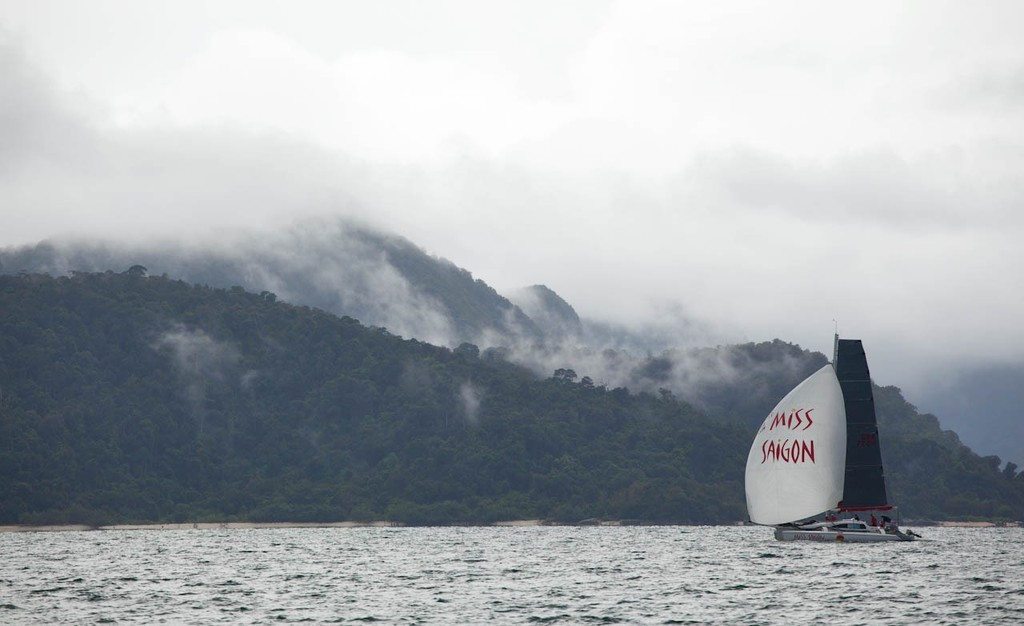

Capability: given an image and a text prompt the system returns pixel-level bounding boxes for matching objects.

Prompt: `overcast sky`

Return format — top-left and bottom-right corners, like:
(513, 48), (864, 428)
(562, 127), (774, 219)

(2, 0), (1023, 399)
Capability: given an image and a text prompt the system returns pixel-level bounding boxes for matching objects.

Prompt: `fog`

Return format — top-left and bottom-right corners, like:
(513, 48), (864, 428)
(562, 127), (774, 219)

(2, 1), (1023, 461)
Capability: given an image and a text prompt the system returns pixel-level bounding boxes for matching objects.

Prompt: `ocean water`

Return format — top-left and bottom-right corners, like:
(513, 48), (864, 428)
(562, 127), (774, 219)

(1, 525), (1022, 624)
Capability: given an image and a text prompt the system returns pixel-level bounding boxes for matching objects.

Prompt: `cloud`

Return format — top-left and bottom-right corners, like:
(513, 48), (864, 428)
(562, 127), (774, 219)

(685, 145), (1022, 232)
(156, 325), (239, 380)
(0, 34), (98, 176)
(2, 2), (1024, 428)
(154, 325), (241, 428)
(932, 63), (1024, 115)
(110, 27), (573, 164)
(230, 220), (459, 345)
(457, 381), (483, 425)
(0, 31), (374, 246)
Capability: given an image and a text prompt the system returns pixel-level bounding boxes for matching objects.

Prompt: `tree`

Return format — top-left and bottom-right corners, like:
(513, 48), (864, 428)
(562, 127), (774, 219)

(552, 368), (577, 384)
(455, 343), (480, 359)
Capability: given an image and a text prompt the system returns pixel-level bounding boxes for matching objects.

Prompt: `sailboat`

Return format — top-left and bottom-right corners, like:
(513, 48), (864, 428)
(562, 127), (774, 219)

(744, 335), (919, 542)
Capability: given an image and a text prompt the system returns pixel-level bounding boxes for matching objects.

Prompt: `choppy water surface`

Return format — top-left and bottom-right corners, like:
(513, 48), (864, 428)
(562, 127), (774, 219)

(1, 525), (1022, 624)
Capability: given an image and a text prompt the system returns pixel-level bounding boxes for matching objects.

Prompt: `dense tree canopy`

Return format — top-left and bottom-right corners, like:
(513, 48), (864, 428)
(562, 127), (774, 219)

(0, 272), (1020, 526)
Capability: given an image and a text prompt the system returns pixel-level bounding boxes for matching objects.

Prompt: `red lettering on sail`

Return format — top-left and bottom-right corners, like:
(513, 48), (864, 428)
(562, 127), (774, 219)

(802, 440), (814, 463)
(760, 438), (816, 464)
(767, 408), (817, 432)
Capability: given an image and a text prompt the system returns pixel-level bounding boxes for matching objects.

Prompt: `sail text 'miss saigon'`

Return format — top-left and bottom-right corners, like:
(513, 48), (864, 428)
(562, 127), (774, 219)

(760, 409), (816, 464)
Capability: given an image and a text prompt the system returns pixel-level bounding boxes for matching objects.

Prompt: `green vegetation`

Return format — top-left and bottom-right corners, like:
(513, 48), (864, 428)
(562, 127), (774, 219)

(875, 385), (1024, 520)
(0, 272), (1021, 526)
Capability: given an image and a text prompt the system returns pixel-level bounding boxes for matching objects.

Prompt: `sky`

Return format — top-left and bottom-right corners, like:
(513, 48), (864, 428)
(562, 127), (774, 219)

(2, 0), (1024, 406)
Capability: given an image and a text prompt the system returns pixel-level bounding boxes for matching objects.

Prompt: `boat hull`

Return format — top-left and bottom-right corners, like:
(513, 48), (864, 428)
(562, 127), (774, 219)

(774, 527), (916, 542)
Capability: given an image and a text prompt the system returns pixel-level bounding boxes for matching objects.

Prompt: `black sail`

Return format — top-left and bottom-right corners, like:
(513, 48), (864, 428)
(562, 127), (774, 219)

(835, 337), (889, 508)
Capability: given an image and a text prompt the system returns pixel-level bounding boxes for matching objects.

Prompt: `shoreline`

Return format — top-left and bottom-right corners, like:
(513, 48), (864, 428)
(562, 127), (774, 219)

(0, 521), (406, 533)
(0, 520), (549, 533)
(1, 519), (1019, 533)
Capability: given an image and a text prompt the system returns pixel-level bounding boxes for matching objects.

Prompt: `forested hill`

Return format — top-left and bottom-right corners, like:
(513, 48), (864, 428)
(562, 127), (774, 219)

(1, 271), (1022, 526)
(0, 271), (745, 525)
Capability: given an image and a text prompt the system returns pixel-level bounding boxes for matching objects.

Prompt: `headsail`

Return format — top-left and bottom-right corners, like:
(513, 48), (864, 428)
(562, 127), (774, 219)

(745, 364), (847, 525)
(835, 338), (889, 509)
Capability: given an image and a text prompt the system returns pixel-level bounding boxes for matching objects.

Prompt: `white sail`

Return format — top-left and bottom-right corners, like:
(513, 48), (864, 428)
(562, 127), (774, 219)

(745, 364), (847, 526)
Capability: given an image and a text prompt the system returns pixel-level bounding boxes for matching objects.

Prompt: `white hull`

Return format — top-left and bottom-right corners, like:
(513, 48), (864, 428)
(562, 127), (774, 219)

(774, 526), (917, 543)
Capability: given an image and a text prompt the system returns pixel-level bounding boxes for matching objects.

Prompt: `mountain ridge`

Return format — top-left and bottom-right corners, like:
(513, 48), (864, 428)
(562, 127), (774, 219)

(1, 217), (1019, 467)
(1, 270), (1021, 525)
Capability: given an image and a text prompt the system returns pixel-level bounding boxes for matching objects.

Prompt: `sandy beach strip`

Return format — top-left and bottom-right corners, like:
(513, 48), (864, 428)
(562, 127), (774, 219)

(0, 520), (551, 532)
(0, 521), (397, 532)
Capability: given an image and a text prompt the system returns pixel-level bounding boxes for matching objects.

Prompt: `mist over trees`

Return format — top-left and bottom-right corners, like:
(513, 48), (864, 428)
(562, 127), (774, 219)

(0, 220), (537, 348)
(0, 219), (843, 416)
(1, 271), (1021, 526)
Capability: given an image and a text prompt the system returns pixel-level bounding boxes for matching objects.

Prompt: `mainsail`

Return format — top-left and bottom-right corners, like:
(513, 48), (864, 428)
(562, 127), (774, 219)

(835, 338), (889, 509)
(744, 364), (847, 525)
